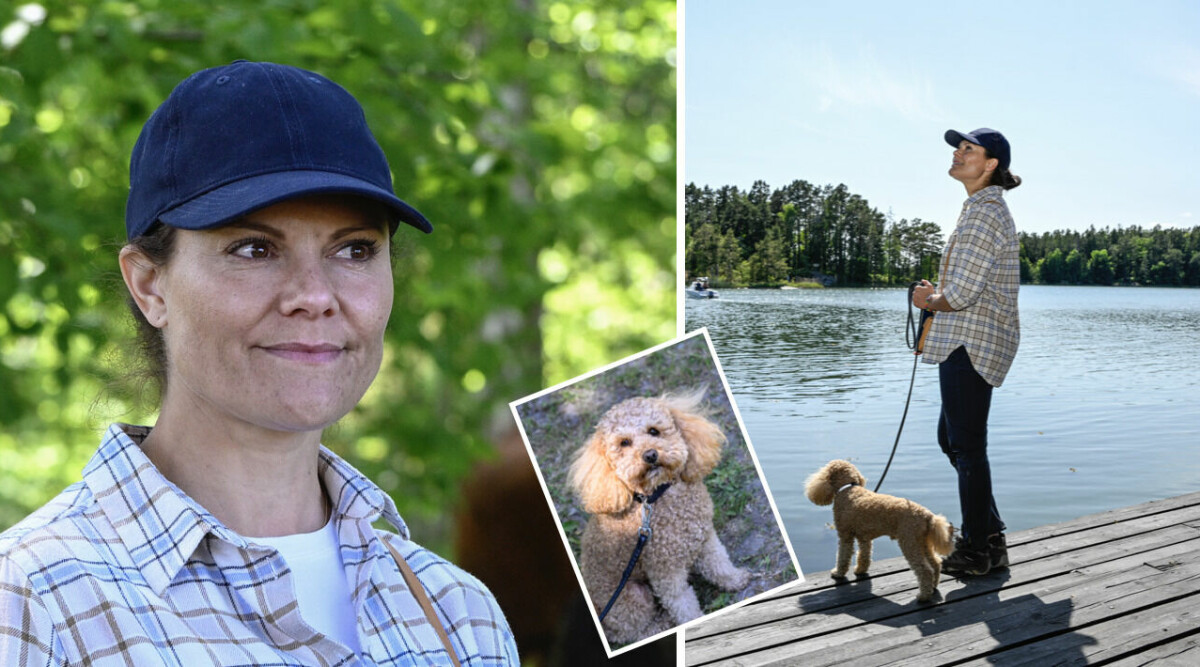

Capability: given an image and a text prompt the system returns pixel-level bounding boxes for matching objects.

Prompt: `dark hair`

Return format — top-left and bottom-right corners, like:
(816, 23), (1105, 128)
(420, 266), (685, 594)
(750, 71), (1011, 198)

(990, 167), (1022, 190)
(983, 147), (1022, 190)
(125, 223), (177, 398)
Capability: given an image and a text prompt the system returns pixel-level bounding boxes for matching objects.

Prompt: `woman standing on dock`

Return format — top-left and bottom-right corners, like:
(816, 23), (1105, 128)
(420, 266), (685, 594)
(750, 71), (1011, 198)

(911, 128), (1021, 577)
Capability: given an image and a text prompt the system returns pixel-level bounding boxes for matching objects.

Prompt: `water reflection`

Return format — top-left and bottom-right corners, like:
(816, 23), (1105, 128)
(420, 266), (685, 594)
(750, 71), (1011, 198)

(688, 285), (1200, 574)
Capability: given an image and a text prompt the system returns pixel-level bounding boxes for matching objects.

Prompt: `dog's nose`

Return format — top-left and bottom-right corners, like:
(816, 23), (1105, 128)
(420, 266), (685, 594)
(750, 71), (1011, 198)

(642, 449), (658, 465)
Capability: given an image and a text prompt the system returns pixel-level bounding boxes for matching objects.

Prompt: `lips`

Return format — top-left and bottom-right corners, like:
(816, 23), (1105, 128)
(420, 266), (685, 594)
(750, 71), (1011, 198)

(259, 342), (345, 363)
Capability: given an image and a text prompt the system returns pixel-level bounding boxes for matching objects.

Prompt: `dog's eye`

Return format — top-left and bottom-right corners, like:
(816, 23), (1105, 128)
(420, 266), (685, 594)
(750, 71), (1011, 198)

(648, 427), (660, 436)
(619, 438), (632, 447)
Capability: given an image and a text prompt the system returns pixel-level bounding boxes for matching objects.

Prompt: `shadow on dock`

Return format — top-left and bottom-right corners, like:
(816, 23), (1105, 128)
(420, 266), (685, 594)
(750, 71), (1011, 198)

(685, 491), (1200, 665)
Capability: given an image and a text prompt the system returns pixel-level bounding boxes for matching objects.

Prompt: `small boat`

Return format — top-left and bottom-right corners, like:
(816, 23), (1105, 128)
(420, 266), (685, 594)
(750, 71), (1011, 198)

(686, 278), (718, 299)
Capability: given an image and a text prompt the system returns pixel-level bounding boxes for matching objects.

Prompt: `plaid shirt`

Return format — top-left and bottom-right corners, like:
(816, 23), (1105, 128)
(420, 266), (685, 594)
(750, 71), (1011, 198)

(0, 424), (519, 666)
(922, 185), (1021, 386)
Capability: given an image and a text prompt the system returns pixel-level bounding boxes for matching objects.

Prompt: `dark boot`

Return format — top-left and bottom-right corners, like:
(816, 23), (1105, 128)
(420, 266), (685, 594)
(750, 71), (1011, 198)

(988, 533), (1009, 571)
(942, 537), (991, 576)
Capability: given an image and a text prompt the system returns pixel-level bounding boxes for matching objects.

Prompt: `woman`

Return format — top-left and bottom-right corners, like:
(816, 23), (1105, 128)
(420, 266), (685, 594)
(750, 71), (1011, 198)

(0, 61), (518, 665)
(911, 127), (1021, 577)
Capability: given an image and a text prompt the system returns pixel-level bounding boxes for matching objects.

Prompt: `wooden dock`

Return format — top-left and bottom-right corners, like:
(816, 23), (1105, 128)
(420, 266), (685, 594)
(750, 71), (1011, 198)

(685, 491), (1200, 665)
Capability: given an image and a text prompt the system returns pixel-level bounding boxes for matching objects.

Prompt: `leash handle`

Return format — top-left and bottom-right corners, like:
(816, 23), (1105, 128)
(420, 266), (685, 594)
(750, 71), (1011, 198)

(906, 281), (935, 355)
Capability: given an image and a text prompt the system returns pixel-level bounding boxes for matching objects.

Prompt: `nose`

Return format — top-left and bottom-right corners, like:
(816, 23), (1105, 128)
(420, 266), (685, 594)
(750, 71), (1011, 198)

(642, 449), (658, 465)
(279, 258), (339, 318)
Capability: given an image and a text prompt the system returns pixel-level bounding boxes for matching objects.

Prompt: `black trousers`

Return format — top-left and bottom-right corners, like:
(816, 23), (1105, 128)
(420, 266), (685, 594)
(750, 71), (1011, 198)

(938, 346), (1005, 549)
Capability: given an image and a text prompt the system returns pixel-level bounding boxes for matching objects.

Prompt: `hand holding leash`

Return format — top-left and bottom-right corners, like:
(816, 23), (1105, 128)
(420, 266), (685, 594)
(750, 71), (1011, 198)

(910, 280), (935, 309)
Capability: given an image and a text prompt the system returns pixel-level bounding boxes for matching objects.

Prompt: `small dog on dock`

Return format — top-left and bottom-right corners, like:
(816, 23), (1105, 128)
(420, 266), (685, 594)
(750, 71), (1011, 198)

(805, 459), (953, 602)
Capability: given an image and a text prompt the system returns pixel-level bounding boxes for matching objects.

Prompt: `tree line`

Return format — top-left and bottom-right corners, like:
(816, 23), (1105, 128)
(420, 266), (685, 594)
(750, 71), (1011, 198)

(686, 180), (944, 287)
(686, 180), (1200, 287)
(1020, 226), (1200, 286)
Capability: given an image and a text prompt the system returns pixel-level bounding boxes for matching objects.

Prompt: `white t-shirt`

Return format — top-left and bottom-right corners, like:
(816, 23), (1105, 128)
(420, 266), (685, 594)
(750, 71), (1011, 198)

(256, 517), (361, 653)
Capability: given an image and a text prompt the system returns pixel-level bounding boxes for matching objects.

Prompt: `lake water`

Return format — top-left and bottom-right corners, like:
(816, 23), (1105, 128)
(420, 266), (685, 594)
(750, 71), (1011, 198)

(686, 285), (1200, 575)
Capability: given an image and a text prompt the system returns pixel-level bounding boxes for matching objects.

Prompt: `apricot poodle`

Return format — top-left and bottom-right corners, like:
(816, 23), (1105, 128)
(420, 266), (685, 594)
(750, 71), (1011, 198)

(570, 391), (750, 645)
(804, 459), (953, 603)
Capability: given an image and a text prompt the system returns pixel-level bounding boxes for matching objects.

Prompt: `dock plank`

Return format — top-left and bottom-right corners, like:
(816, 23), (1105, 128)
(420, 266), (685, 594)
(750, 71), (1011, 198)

(689, 496), (1200, 641)
(701, 539), (1199, 666)
(685, 491), (1200, 666)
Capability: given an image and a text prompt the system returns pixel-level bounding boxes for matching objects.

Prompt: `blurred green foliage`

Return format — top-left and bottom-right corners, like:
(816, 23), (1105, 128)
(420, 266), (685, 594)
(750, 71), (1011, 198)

(0, 0), (676, 552)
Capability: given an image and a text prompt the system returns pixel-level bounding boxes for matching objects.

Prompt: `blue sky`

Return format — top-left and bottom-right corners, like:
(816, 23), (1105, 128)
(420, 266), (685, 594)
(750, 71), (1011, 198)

(683, 0), (1200, 234)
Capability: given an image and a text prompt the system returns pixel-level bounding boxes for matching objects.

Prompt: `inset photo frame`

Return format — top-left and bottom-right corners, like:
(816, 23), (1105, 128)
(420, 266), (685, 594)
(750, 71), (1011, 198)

(510, 329), (801, 656)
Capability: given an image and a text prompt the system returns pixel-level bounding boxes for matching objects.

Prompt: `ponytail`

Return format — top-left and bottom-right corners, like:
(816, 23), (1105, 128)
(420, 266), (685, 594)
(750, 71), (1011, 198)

(984, 146), (1021, 190)
(992, 167), (1021, 190)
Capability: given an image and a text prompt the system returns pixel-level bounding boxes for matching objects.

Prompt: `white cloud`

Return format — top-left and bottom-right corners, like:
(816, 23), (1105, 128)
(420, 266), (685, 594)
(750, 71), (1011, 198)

(807, 43), (948, 122)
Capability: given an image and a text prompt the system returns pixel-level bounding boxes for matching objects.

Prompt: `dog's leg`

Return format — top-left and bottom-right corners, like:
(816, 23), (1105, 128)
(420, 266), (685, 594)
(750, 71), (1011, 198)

(927, 540), (942, 592)
(582, 535), (659, 644)
(854, 537), (873, 575)
(693, 530), (750, 591)
(644, 561), (704, 626)
(899, 536), (937, 603)
(597, 580), (662, 644)
(832, 532), (853, 579)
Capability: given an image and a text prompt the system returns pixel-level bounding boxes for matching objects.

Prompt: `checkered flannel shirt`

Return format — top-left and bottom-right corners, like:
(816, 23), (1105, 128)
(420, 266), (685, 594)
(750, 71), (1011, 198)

(0, 424), (519, 666)
(922, 185), (1021, 386)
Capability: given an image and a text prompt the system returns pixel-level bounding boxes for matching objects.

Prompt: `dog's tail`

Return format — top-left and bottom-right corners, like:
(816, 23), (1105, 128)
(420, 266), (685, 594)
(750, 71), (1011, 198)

(928, 514), (954, 556)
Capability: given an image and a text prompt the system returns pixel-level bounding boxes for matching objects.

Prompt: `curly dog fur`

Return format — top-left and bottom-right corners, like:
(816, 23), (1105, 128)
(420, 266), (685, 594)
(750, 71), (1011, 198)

(570, 390), (750, 645)
(805, 459), (954, 603)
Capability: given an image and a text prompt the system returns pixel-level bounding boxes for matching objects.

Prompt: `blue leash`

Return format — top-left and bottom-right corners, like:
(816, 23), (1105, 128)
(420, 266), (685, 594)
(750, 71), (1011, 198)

(875, 284), (933, 493)
(597, 483), (672, 622)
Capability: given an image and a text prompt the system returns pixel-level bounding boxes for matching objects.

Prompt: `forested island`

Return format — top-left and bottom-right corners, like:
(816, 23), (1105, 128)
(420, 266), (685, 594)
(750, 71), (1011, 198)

(685, 180), (1200, 288)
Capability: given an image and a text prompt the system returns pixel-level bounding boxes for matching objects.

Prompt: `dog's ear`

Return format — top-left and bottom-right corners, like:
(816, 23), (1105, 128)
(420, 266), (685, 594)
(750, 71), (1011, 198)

(569, 433), (631, 514)
(804, 463), (837, 506)
(852, 463), (866, 487)
(671, 407), (726, 483)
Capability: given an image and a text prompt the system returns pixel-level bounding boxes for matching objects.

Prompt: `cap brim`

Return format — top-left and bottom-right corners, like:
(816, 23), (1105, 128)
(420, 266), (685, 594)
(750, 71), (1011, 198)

(157, 170), (433, 234)
(944, 129), (977, 149)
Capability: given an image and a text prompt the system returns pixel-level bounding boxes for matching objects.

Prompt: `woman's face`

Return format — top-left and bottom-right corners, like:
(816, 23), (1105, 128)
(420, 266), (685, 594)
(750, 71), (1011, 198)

(948, 140), (997, 186)
(146, 196), (394, 433)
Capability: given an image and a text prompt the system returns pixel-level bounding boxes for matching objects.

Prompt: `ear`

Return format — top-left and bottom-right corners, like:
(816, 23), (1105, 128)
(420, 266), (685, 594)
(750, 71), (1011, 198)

(673, 407), (726, 483)
(569, 433), (630, 514)
(852, 463), (867, 487)
(827, 459), (867, 489)
(983, 156), (999, 176)
(119, 245), (168, 328)
(804, 464), (836, 506)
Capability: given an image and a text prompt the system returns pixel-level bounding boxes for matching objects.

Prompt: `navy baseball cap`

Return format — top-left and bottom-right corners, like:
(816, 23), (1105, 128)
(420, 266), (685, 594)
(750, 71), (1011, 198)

(125, 60), (432, 239)
(944, 128), (1011, 171)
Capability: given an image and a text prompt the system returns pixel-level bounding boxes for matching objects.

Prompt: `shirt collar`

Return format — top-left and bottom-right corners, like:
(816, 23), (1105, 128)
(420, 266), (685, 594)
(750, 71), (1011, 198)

(964, 185), (1005, 208)
(84, 423), (407, 596)
(317, 445), (408, 539)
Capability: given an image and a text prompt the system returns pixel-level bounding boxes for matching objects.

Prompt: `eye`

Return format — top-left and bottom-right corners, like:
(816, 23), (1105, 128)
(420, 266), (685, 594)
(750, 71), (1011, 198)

(619, 438), (631, 447)
(334, 238), (380, 261)
(228, 237), (275, 259)
(647, 427), (660, 436)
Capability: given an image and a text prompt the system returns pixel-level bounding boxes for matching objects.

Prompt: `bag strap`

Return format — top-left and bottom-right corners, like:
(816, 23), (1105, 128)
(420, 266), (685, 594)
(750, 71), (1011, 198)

(939, 237), (956, 282)
(385, 540), (463, 667)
